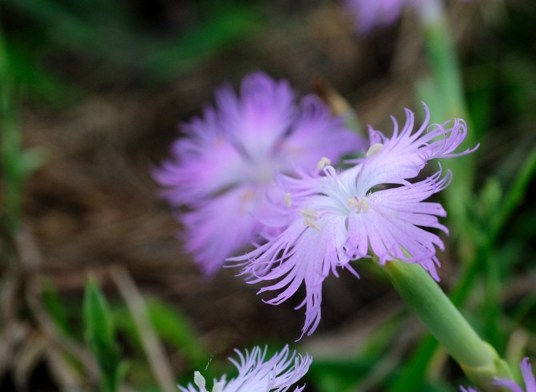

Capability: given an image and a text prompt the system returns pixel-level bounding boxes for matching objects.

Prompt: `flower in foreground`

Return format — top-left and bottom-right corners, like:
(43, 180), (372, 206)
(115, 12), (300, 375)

(230, 104), (477, 337)
(460, 357), (535, 392)
(178, 345), (312, 392)
(154, 72), (364, 275)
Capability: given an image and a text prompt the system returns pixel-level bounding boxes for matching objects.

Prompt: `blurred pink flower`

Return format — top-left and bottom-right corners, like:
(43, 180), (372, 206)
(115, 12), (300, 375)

(344, 0), (471, 32)
(344, 0), (416, 32)
(154, 72), (364, 274)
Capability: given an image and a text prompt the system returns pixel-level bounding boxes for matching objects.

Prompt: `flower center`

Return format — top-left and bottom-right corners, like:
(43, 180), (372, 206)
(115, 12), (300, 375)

(239, 189), (257, 214)
(316, 156), (331, 170)
(347, 196), (369, 213)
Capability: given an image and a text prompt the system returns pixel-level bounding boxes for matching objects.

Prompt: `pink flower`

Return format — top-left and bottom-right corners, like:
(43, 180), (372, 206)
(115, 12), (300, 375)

(230, 104), (477, 338)
(154, 72), (364, 274)
(178, 345), (312, 392)
(344, 0), (471, 33)
(344, 0), (416, 32)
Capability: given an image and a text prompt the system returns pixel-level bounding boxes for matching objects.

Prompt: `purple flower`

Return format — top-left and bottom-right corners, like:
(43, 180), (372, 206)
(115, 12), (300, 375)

(344, 0), (415, 32)
(154, 72), (364, 275)
(230, 104), (477, 337)
(178, 345), (312, 392)
(460, 357), (535, 392)
(344, 0), (471, 33)
(494, 358), (536, 392)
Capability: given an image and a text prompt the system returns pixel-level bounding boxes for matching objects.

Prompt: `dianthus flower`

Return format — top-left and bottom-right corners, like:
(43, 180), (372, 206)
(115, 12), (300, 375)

(344, 0), (470, 33)
(178, 345), (312, 392)
(344, 0), (413, 32)
(460, 357), (535, 392)
(154, 72), (364, 274)
(230, 104), (477, 337)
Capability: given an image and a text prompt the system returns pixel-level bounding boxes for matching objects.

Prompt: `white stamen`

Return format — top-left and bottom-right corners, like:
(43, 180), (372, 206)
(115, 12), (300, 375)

(285, 192), (292, 208)
(366, 143), (383, 157)
(212, 381), (224, 392)
(348, 197), (369, 213)
(194, 371), (206, 389)
(316, 156), (331, 170)
(301, 209), (320, 230)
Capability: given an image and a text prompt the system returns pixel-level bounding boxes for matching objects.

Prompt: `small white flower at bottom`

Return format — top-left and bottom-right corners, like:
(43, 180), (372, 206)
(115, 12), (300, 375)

(178, 345), (312, 392)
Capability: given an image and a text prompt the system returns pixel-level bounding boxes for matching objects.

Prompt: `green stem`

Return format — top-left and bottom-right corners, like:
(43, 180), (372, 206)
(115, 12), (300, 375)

(422, 3), (476, 238)
(418, 0), (467, 120)
(388, 151), (536, 391)
(392, 4), (477, 389)
(381, 260), (512, 389)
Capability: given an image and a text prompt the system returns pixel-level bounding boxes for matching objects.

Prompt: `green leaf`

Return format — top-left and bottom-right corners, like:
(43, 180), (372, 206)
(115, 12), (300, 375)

(84, 280), (115, 349)
(308, 357), (370, 392)
(41, 282), (71, 339)
(112, 297), (209, 368)
(146, 297), (209, 367)
(83, 279), (125, 392)
(144, 6), (261, 81)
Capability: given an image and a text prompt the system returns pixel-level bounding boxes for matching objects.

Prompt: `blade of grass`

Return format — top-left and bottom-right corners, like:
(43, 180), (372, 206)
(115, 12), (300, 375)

(110, 266), (176, 392)
(145, 297), (209, 367)
(84, 279), (127, 392)
(0, 30), (22, 235)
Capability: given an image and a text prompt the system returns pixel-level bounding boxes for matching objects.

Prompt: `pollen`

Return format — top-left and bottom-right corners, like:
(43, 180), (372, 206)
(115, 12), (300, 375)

(366, 143), (383, 157)
(316, 156), (331, 170)
(239, 189), (256, 213)
(347, 196), (370, 213)
(301, 208), (320, 230)
(285, 192), (292, 207)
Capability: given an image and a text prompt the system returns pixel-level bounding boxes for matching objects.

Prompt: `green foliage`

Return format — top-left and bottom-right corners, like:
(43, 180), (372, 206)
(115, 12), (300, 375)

(146, 297), (209, 366)
(84, 280), (128, 392)
(41, 282), (73, 339)
(308, 357), (371, 392)
(145, 7), (260, 81)
(2, 0), (261, 101)
(1, 32), (47, 239)
(113, 297), (209, 366)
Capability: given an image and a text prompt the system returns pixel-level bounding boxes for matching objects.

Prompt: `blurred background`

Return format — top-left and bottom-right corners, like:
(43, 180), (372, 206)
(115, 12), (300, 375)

(0, 0), (535, 391)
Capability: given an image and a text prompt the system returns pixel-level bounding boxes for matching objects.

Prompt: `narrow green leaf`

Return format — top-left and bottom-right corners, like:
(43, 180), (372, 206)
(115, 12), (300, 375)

(84, 280), (115, 348)
(41, 282), (71, 338)
(146, 297), (209, 367)
(83, 279), (125, 392)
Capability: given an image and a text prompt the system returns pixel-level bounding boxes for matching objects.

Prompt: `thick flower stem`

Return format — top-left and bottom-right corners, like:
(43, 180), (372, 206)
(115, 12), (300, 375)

(382, 259), (512, 390)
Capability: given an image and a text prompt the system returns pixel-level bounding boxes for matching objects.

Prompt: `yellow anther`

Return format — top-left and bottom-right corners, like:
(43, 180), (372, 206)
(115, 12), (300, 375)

(366, 143), (383, 157)
(284, 192), (292, 208)
(316, 156), (331, 170)
(301, 209), (320, 230)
